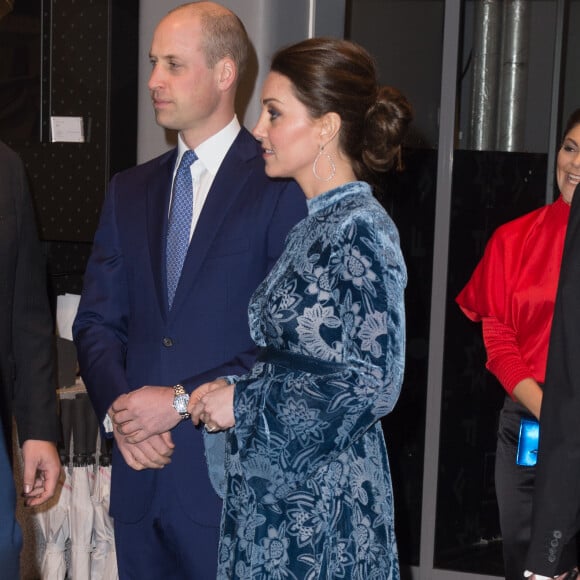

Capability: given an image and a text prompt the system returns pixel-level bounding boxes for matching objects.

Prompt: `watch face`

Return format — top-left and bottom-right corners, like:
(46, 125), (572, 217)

(174, 394), (189, 414)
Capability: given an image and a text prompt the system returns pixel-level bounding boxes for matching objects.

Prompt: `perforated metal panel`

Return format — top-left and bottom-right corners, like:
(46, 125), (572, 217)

(4, 0), (138, 244)
(35, 0), (110, 240)
(24, 145), (106, 240)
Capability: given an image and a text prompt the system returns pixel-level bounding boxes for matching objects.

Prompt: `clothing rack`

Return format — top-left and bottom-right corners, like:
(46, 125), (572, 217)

(29, 379), (118, 580)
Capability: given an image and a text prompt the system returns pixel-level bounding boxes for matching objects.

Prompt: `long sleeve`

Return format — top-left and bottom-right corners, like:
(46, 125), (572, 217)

(232, 188), (406, 504)
(482, 316), (535, 395)
(73, 174), (131, 423)
(9, 150), (58, 444)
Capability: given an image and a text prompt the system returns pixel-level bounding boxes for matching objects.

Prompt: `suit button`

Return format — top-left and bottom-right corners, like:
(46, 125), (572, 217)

(162, 337), (174, 347)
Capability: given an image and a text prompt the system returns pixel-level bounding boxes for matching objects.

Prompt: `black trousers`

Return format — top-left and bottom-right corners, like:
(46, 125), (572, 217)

(495, 396), (536, 580)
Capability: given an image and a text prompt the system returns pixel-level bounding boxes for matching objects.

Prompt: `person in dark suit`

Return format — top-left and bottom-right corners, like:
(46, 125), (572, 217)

(72, 2), (306, 579)
(0, 140), (61, 578)
(525, 185), (580, 580)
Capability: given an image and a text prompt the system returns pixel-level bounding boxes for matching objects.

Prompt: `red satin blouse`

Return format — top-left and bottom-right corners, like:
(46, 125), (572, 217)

(456, 196), (570, 395)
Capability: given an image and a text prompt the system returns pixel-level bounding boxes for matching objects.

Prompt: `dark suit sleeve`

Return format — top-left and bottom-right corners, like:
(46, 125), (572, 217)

(8, 148), (58, 444)
(73, 175), (131, 423)
(526, 184), (580, 576)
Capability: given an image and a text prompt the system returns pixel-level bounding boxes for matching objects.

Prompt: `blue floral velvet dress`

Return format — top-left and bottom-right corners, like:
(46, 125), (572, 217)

(217, 181), (407, 579)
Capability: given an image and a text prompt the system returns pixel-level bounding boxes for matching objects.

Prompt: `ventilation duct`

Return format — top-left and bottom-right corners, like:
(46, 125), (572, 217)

(496, 0), (531, 151)
(468, 0), (531, 151)
(468, 0), (501, 150)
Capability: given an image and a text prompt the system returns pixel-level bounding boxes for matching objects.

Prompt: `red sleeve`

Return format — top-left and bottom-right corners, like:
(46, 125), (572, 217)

(456, 201), (569, 394)
(482, 316), (534, 395)
(456, 228), (510, 323)
(456, 228), (523, 396)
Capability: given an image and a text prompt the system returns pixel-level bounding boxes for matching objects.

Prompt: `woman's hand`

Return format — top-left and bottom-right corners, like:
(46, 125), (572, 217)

(512, 377), (543, 420)
(189, 379), (235, 432)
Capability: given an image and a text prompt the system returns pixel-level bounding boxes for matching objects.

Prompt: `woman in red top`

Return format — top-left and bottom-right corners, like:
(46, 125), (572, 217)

(456, 108), (580, 580)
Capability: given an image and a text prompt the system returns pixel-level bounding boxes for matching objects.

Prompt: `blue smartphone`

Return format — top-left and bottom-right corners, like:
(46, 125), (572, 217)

(516, 417), (539, 466)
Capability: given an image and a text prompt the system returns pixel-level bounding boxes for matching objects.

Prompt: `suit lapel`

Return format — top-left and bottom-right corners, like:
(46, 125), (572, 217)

(146, 150), (176, 318)
(169, 131), (256, 313)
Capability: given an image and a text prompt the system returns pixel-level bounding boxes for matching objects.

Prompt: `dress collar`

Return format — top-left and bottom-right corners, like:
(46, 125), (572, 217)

(306, 181), (371, 215)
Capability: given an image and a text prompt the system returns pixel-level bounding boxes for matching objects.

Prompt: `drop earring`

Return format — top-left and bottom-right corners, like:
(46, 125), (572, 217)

(312, 145), (336, 182)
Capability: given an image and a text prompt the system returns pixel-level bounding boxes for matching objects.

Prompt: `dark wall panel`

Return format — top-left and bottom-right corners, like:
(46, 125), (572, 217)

(2, 0), (139, 243)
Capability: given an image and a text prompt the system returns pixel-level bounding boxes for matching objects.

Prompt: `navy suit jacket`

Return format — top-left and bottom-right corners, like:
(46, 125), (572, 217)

(73, 128), (306, 525)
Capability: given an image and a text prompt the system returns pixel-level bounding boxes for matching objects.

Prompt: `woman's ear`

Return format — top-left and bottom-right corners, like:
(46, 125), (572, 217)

(319, 112), (341, 147)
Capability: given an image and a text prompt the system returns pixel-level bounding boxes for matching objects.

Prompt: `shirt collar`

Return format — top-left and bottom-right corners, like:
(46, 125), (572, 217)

(176, 116), (241, 175)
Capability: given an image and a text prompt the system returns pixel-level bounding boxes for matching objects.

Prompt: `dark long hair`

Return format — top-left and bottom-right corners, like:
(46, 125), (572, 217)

(563, 108), (580, 139)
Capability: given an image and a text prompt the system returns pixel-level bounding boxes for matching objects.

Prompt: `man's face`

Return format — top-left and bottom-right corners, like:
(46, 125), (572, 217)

(148, 11), (221, 139)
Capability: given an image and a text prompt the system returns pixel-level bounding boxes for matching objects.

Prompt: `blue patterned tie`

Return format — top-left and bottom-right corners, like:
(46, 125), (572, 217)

(167, 150), (197, 308)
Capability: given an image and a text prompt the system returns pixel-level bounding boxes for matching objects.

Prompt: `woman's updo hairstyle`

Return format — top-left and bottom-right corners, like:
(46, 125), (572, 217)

(270, 37), (413, 185)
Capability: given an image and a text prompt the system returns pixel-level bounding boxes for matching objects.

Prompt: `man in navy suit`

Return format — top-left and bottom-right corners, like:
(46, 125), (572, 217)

(73, 2), (306, 578)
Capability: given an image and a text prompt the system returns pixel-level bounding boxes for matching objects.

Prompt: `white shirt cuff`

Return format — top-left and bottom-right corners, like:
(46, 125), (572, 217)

(103, 413), (113, 434)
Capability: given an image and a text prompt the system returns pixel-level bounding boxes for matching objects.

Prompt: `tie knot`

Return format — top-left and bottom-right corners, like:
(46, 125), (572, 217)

(180, 150), (197, 169)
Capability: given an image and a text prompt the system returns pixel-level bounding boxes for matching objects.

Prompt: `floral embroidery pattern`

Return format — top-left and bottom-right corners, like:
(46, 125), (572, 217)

(336, 243), (378, 295)
(295, 303), (342, 361)
(215, 182), (406, 579)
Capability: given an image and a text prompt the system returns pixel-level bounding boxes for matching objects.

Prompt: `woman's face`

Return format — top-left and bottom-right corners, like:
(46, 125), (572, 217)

(252, 72), (322, 192)
(557, 123), (580, 204)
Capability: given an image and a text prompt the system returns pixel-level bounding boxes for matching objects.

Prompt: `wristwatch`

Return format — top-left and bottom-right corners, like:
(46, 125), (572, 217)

(172, 384), (190, 420)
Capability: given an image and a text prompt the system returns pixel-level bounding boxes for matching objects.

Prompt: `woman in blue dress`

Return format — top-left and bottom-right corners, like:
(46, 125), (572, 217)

(190, 37), (413, 580)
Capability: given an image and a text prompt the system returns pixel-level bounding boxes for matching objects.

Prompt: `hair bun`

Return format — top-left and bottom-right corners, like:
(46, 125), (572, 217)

(363, 86), (413, 174)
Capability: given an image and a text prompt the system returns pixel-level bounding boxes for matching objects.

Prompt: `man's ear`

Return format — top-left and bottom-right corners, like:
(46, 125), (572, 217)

(217, 58), (237, 91)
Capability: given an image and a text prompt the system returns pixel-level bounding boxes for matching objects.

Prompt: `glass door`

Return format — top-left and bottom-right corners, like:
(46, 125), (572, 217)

(348, 1), (577, 578)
